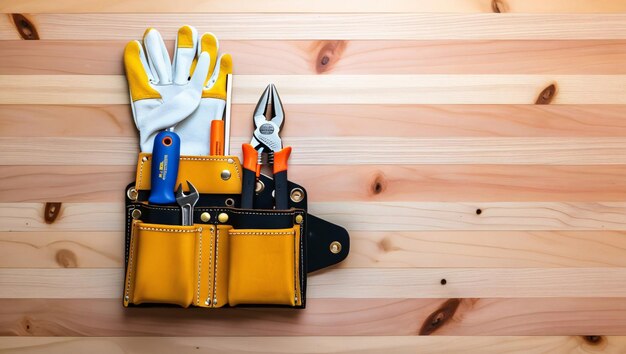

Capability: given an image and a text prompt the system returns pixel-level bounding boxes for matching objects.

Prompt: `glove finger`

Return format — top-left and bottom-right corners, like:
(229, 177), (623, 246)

(143, 28), (172, 84)
(172, 25), (197, 85)
(189, 51), (211, 92)
(123, 40), (161, 102)
(189, 32), (219, 86)
(203, 53), (232, 100)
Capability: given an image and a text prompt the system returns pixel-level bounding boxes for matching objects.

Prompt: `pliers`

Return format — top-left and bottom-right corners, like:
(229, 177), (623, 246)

(241, 84), (292, 210)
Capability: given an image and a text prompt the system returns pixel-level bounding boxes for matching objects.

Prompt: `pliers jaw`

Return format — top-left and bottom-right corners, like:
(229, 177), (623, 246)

(251, 84), (284, 154)
(253, 84), (284, 132)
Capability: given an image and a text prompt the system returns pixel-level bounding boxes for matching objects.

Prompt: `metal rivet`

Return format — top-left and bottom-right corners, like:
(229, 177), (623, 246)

(221, 169), (231, 181)
(124, 295), (129, 301)
(227, 158), (234, 164)
(255, 180), (265, 194)
(142, 156), (148, 162)
(290, 188), (305, 203)
(126, 187), (138, 201)
(205, 298), (211, 306)
(330, 241), (342, 254)
(218, 213), (229, 223)
(225, 198), (235, 207)
(200, 212), (211, 222)
(295, 215), (303, 224)
(131, 209), (142, 219)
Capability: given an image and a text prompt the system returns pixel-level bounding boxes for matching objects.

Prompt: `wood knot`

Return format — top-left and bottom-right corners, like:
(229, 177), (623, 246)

(315, 40), (347, 74)
(582, 336), (604, 345)
(11, 14), (39, 40)
(536, 83), (557, 104)
(370, 172), (387, 196)
(22, 316), (33, 334)
(56, 249), (78, 268)
(378, 236), (395, 252)
(419, 299), (461, 335)
(44, 202), (62, 224)
(491, 0), (508, 13)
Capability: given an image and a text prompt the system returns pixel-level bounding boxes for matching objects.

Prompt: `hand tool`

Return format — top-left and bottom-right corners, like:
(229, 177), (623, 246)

(149, 131), (180, 204)
(210, 119), (224, 155)
(241, 84), (292, 210)
(224, 74), (233, 155)
(176, 181), (199, 226)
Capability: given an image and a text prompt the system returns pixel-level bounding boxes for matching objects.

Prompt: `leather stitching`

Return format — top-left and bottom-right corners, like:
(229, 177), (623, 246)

(125, 222), (137, 303)
(229, 231), (294, 236)
(138, 226), (201, 233)
(196, 229), (202, 306)
(214, 227), (220, 306)
(208, 227), (214, 307)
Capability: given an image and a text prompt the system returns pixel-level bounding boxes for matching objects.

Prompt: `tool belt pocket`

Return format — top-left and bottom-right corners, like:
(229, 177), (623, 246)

(124, 221), (204, 308)
(228, 225), (303, 307)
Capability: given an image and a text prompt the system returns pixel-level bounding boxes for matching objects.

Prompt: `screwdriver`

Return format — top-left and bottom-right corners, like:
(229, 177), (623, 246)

(210, 120), (224, 156)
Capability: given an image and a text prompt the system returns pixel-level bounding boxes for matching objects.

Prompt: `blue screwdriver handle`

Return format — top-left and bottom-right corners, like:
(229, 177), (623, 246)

(148, 131), (180, 205)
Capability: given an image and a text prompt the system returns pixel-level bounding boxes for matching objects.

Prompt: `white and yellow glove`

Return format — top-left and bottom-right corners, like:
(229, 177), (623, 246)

(124, 25), (232, 155)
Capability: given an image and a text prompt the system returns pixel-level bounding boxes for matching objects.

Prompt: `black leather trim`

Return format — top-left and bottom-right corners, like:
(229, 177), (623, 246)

(306, 214), (350, 273)
(133, 174), (307, 210)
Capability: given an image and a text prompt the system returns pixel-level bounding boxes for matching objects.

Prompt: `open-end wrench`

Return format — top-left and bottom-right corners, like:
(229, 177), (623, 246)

(176, 181), (199, 226)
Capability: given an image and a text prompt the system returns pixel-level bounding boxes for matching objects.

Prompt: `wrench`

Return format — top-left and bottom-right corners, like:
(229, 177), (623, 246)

(176, 181), (199, 226)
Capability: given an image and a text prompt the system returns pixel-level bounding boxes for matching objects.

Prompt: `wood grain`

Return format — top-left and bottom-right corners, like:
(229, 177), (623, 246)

(1, 298), (626, 336)
(3, 230), (626, 269)
(4, 268), (626, 298)
(4, 201), (626, 232)
(3, 74), (626, 104)
(4, 104), (626, 138)
(2, 14), (626, 40)
(347, 231), (626, 268)
(4, 137), (626, 165)
(0, 232), (122, 269)
(3, 40), (626, 75)
(0, 166), (135, 202)
(0, 336), (625, 353)
(3, 0), (626, 13)
(4, 165), (626, 203)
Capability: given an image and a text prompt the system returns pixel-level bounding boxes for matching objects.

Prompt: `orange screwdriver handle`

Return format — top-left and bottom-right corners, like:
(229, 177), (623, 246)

(210, 120), (224, 156)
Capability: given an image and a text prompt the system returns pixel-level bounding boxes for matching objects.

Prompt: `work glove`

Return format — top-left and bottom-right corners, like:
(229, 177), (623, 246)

(124, 25), (232, 155)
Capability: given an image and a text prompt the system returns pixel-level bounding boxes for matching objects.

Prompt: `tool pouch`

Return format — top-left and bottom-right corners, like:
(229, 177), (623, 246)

(123, 153), (349, 308)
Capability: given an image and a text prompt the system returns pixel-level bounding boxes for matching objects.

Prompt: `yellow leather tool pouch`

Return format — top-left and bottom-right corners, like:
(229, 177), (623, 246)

(124, 221), (204, 308)
(124, 154), (348, 309)
(228, 226), (302, 306)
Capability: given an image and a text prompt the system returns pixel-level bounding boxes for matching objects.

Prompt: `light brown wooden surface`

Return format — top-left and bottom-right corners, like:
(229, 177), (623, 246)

(1, 336), (626, 353)
(3, 40), (626, 75)
(2, 74), (626, 104)
(2, 1), (626, 353)
(5, 268), (626, 298)
(3, 0), (626, 14)
(2, 14), (626, 40)
(1, 298), (626, 336)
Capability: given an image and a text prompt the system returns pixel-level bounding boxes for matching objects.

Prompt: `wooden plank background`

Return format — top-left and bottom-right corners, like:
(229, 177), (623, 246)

(1, 0), (626, 352)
